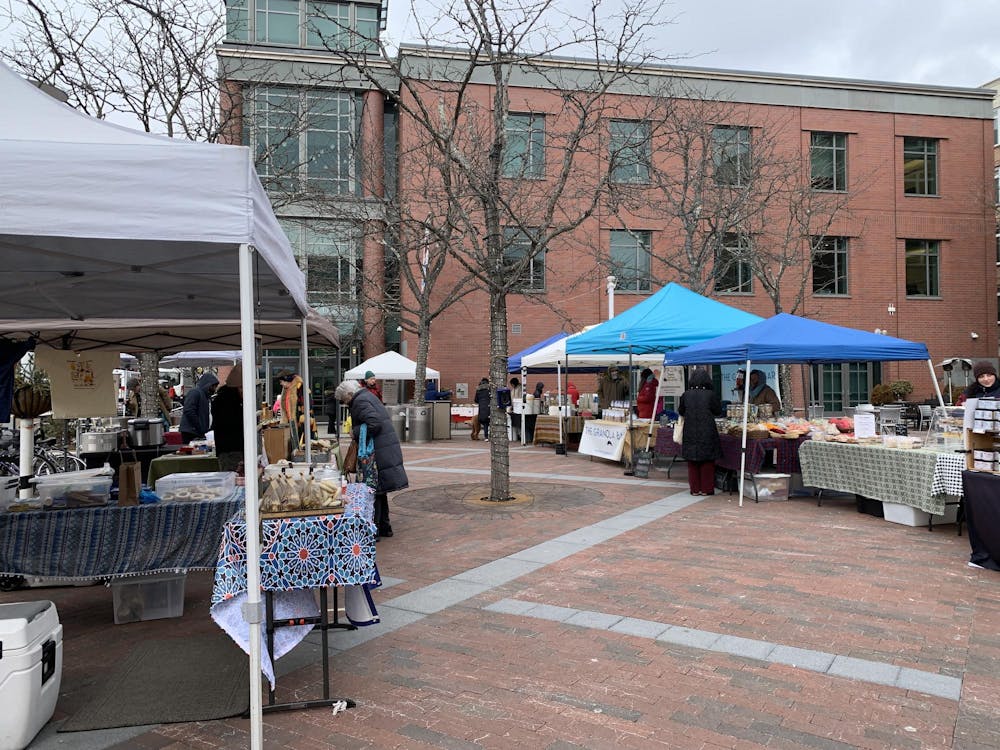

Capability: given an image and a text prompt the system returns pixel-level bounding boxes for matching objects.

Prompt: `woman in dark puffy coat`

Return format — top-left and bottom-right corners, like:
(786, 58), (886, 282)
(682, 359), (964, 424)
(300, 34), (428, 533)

(335, 379), (408, 538)
(678, 368), (722, 496)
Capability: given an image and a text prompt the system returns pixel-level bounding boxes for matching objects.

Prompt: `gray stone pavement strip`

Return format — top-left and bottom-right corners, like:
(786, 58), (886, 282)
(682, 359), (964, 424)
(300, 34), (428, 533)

(406, 465), (684, 488)
(451, 557), (545, 586)
(508, 539), (587, 564)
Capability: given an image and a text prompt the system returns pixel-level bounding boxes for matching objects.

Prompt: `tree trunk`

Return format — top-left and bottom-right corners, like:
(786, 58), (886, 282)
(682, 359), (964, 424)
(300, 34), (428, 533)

(139, 353), (159, 420)
(487, 289), (511, 502)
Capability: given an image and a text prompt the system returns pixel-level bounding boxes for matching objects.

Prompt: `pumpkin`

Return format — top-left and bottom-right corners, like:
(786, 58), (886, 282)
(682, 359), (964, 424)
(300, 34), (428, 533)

(10, 385), (51, 419)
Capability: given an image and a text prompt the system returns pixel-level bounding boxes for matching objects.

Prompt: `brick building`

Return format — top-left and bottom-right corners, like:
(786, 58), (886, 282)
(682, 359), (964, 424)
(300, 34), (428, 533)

(219, 3), (997, 412)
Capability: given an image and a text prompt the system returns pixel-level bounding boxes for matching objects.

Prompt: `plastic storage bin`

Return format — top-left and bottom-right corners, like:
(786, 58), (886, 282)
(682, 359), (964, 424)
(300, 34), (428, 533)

(154, 471), (237, 502)
(0, 600), (62, 750)
(112, 572), (186, 624)
(882, 501), (960, 527)
(743, 473), (790, 501)
(32, 468), (113, 504)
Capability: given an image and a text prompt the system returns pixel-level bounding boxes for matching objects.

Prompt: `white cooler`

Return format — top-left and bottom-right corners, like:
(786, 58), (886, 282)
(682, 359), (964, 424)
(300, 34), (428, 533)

(0, 601), (62, 750)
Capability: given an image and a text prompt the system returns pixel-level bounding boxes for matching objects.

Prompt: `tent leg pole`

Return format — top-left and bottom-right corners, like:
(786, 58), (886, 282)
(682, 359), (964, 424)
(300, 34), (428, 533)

(301, 321), (311, 463)
(738, 359), (752, 507)
(240, 244), (265, 750)
(928, 359), (945, 407)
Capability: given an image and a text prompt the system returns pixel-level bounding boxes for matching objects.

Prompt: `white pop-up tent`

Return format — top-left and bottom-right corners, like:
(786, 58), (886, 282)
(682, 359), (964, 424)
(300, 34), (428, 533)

(0, 61), (329, 747)
(345, 350), (440, 380)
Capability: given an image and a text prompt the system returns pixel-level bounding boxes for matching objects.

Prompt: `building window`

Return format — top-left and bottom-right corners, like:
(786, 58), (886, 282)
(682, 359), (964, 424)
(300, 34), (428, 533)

(503, 228), (546, 291)
(812, 363), (881, 413)
(226, 0), (249, 41)
(903, 137), (938, 195)
(249, 86), (356, 195)
(715, 233), (752, 293)
(812, 236), (849, 295)
(713, 126), (751, 186)
(994, 107), (999, 146)
(609, 230), (651, 292)
(502, 114), (545, 178)
(609, 120), (650, 184)
(810, 132), (847, 191)
(281, 219), (359, 309)
(255, 0), (300, 44)
(228, 1), (379, 49)
(904, 239), (940, 297)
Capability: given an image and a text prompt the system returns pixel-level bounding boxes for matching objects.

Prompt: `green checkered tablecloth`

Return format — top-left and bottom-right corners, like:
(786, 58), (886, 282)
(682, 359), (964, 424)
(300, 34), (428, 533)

(799, 441), (949, 514)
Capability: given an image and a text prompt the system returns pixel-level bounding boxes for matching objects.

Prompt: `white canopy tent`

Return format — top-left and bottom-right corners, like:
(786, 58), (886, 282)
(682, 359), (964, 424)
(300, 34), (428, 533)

(345, 350), (440, 380)
(0, 61), (328, 747)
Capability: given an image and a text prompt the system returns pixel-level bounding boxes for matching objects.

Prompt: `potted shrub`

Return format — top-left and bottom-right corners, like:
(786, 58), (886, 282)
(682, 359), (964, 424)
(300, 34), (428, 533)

(889, 380), (913, 401)
(869, 384), (895, 406)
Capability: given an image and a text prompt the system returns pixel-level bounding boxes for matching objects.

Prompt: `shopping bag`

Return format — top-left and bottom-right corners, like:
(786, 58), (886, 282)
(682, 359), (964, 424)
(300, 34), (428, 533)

(342, 438), (358, 474)
(672, 416), (684, 444)
(356, 424), (379, 491)
(118, 458), (142, 506)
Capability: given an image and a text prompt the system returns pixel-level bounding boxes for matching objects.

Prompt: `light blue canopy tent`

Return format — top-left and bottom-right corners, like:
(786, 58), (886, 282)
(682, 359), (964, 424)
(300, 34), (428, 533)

(664, 313), (944, 504)
(565, 282), (764, 355)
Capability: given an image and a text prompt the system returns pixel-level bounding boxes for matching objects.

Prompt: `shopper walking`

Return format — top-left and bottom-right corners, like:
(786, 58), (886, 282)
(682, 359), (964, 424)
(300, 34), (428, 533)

(678, 368), (722, 496)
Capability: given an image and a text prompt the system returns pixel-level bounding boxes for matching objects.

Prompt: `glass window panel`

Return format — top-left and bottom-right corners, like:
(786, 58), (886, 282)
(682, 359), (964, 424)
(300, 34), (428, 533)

(609, 230), (651, 292)
(714, 233), (752, 293)
(226, 0), (249, 41)
(903, 137), (938, 196)
(256, 0), (300, 44)
(354, 5), (379, 51)
(307, 2), (349, 48)
(503, 114), (545, 178)
(810, 131), (846, 191)
(713, 126), (751, 186)
(905, 239), (940, 297)
(812, 236), (848, 295)
(502, 227), (545, 291)
(610, 120), (650, 184)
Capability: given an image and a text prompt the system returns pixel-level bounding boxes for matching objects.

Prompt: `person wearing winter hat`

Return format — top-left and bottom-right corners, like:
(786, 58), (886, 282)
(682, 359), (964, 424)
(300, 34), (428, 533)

(963, 361), (1000, 401)
(212, 364), (244, 472)
(360, 369), (383, 402)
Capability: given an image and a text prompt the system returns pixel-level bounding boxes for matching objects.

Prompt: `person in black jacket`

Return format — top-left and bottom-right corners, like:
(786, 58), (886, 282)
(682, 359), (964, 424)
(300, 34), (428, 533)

(211, 365), (243, 472)
(335, 379), (408, 538)
(474, 378), (492, 440)
(678, 368), (723, 496)
(180, 372), (219, 444)
(963, 361), (1000, 401)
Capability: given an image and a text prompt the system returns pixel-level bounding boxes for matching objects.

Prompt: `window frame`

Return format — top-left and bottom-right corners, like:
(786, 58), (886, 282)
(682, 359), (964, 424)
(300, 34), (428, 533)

(502, 113), (546, 179)
(609, 229), (652, 293)
(714, 232), (753, 294)
(502, 227), (546, 292)
(904, 239), (941, 298)
(902, 136), (939, 196)
(609, 119), (651, 184)
(280, 218), (359, 309)
(228, 0), (379, 51)
(248, 85), (357, 196)
(810, 131), (847, 192)
(812, 236), (849, 296)
(712, 125), (751, 187)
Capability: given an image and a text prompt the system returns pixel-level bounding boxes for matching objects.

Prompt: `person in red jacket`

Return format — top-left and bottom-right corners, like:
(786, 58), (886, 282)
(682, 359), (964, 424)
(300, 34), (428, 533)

(636, 368), (659, 419)
(566, 381), (580, 406)
(360, 370), (383, 402)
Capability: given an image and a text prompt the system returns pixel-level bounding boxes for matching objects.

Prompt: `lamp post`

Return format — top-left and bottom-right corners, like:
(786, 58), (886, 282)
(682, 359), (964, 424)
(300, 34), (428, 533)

(606, 275), (617, 320)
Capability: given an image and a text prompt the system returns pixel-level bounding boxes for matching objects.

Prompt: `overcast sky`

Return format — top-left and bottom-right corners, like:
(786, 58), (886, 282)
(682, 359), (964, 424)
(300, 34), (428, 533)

(385, 0), (1000, 90)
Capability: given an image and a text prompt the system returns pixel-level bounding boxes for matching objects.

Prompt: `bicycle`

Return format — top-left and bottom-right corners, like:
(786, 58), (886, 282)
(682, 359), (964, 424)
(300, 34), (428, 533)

(0, 427), (63, 476)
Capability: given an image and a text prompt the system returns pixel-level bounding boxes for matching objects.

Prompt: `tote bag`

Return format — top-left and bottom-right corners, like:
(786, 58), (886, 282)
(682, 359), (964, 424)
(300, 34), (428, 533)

(672, 416), (684, 445)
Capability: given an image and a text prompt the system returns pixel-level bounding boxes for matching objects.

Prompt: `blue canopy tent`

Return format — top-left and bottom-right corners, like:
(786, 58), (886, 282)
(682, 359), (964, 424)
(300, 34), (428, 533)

(508, 332), (569, 373)
(664, 313), (944, 504)
(565, 282), (764, 355)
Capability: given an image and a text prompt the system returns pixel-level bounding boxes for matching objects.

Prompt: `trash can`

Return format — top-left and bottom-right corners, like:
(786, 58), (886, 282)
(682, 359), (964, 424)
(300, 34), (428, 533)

(387, 404), (407, 443)
(431, 401), (452, 440)
(407, 405), (432, 443)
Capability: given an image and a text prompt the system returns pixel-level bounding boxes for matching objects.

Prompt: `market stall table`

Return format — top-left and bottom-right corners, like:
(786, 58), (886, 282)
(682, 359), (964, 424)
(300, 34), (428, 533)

(532, 415), (585, 446)
(799, 441), (963, 525)
(655, 430), (808, 478)
(82, 443), (180, 484)
(211, 485), (378, 710)
(0, 491), (243, 579)
(147, 453), (222, 489)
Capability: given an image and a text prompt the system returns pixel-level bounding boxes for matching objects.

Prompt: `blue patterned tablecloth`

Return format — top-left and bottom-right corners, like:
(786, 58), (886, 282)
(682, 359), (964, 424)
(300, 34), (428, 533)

(0, 491), (243, 579)
(209, 483), (378, 687)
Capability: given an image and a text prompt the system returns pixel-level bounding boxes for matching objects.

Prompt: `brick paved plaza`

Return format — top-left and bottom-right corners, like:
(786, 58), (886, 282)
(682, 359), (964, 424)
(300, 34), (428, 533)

(6, 439), (999, 749)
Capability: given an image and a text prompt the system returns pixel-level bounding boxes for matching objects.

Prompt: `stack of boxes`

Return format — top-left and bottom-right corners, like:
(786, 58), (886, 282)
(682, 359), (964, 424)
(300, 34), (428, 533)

(969, 397), (1000, 472)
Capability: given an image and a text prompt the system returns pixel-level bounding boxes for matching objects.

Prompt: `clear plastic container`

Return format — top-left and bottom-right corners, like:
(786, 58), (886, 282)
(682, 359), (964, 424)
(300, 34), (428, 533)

(154, 471), (237, 502)
(925, 406), (965, 452)
(33, 469), (113, 503)
(112, 573), (186, 624)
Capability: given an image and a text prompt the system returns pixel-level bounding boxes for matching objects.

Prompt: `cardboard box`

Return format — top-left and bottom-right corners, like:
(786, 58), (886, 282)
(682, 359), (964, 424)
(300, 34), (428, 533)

(743, 473), (790, 501)
(112, 573), (186, 624)
(882, 501), (959, 527)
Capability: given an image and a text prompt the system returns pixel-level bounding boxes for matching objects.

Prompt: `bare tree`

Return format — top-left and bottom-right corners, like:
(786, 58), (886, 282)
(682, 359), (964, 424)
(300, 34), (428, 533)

(307, 0), (675, 500)
(2, 0), (229, 140)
